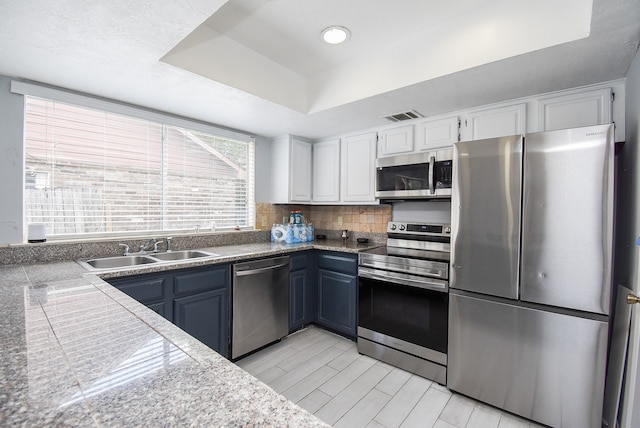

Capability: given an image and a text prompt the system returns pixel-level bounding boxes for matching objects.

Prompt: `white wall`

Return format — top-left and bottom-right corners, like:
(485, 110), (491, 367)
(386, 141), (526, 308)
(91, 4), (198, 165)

(0, 75), (25, 245)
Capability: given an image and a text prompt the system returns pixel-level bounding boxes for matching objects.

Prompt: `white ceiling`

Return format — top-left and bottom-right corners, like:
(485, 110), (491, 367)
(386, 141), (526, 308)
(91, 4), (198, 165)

(0, 0), (639, 140)
(164, 0), (593, 113)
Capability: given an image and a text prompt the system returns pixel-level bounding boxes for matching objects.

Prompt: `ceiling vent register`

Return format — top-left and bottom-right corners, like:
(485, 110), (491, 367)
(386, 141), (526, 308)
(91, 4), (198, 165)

(383, 110), (423, 122)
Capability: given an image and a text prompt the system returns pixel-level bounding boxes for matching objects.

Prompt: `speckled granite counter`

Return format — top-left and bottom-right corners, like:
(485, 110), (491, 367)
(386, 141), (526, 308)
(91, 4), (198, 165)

(0, 240), (381, 427)
(92, 240), (381, 279)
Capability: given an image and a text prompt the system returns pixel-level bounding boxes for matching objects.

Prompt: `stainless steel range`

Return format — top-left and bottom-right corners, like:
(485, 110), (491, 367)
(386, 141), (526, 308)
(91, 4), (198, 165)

(357, 222), (450, 384)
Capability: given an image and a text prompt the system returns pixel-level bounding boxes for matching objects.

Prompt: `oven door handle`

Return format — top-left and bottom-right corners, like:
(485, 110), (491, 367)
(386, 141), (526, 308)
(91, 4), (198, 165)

(358, 267), (448, 293)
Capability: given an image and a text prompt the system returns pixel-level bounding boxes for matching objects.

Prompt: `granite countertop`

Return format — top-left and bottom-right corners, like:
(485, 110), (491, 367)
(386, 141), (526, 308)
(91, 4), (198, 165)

(1, 239), (381, 426)
(90, 239), (382, 279)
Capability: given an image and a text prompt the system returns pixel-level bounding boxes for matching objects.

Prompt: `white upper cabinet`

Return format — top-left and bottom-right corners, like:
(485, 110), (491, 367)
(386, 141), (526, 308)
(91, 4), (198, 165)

(276, 80), (623, 206)
(537, 88), (612, 132)
(312, 139), (340, 203)
(341, 132), (377, 203)
(270, 135), (312, 203)
(463, 103), (526, 141)
(289, 137), (312, 202)
(416, 116), (459, 151)
(378, 124), (414, 157)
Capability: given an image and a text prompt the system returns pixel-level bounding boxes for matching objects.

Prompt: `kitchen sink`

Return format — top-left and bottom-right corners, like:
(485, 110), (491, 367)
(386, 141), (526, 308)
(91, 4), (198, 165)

(83, 255), (158, 270)
(78, 249), (220, 271)
(150, 250), (219, 261)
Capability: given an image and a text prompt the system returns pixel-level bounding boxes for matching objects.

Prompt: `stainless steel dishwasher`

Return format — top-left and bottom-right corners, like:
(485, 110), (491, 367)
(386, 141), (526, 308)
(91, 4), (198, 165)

(232, 255), (290, 359)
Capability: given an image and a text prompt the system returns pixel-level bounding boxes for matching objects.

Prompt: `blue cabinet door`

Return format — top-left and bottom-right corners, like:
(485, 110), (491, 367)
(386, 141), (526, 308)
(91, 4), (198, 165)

(174, 287), (229, 358)
(317, 268), (357, 338)
(173, 266), (230, 357)
(290, 269), (309, 331)
(316, 252), (358, 338)
(289, 252), (317, 332)
(109, 274), (173, 322)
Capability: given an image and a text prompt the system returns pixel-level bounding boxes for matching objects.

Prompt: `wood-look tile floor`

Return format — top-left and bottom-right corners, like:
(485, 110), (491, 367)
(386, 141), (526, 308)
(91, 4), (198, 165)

(235, 326), (546, 428)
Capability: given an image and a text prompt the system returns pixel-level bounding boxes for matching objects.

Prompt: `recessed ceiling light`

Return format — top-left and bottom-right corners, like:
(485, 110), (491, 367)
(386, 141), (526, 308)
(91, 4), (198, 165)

(321, 26), (351, 45)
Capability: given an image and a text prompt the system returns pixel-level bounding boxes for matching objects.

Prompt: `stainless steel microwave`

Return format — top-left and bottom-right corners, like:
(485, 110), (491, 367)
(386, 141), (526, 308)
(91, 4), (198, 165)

(375, 148), (453, 199)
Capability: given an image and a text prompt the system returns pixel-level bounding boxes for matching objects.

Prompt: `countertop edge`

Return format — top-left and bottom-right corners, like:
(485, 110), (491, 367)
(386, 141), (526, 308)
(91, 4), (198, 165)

(88, 240), (382, 279)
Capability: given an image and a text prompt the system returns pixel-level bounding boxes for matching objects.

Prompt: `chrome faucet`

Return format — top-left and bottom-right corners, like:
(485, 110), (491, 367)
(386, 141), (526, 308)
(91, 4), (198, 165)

(118, 243), (130, 256)
(153, 240), (165, 253)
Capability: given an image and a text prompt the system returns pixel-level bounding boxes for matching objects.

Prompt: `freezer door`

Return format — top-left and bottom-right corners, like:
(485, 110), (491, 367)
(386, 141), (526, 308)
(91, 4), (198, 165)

(448, 292), (608, 428)
(451, 135), (522, 299)
(521, 125), (614, 314)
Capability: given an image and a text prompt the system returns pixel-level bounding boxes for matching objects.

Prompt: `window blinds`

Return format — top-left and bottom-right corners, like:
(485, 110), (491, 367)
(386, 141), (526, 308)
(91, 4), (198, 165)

(23, 96), (255, 238)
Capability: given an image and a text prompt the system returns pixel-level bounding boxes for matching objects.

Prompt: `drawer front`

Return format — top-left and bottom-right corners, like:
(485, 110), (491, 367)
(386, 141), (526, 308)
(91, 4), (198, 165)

(318, 252), (357, 275)
(112, 276), (166, 303)
(174, 265), (229, 296)
(290, 253), (310, 271)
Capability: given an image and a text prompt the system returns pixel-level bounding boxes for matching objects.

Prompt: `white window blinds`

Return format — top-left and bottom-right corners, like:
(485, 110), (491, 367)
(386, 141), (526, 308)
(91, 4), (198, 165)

(23, 96), (255, 238)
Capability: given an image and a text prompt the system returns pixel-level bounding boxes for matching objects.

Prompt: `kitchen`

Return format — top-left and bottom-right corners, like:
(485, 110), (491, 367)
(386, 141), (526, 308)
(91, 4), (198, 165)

(1, 0), (640, 427)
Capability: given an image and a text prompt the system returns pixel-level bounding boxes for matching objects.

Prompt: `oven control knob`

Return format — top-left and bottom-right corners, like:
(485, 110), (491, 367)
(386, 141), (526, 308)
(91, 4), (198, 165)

(444, 226), (451, 234)
(390, 224), (397, 230)
(399, 225), (405, 231)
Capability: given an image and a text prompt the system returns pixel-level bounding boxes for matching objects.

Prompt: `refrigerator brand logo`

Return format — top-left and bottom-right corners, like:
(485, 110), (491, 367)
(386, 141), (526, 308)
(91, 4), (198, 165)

(586, 131), (604, 136)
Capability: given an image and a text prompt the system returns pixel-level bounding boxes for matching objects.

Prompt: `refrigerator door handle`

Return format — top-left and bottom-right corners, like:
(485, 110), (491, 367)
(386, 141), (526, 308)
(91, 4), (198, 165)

(428, 155), (435, 194)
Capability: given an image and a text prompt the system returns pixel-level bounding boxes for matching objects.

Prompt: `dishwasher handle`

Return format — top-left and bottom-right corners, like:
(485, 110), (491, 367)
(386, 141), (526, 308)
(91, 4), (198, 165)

(234, 262), (289, 276)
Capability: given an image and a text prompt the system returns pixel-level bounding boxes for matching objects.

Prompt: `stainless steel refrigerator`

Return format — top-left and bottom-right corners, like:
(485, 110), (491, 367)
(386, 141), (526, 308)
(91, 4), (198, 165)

(448, 124), (615, 428)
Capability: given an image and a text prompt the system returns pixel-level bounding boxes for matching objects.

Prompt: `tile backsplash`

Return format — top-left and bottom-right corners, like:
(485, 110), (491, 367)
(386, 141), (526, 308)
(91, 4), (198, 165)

(255, 203), (391, 233)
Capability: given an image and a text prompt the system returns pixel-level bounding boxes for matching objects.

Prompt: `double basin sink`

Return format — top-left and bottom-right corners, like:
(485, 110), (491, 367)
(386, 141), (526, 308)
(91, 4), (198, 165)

(79, 250), (220, 271)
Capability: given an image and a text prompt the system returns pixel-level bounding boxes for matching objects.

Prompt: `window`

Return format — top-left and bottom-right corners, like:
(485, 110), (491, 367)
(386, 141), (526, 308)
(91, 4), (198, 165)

(23, 96), (255, 238)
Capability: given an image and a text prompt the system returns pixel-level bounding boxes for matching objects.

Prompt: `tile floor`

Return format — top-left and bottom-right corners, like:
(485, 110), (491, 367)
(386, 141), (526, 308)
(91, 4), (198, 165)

(235, 326), (546, 428)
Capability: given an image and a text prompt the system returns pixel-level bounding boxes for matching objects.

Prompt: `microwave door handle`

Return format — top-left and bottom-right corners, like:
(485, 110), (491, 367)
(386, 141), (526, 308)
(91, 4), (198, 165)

(428, 156), (435, 194)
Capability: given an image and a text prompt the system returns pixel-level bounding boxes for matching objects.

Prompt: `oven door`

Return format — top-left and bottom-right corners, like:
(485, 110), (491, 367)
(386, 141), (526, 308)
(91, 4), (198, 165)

(358, 272), (448, 364)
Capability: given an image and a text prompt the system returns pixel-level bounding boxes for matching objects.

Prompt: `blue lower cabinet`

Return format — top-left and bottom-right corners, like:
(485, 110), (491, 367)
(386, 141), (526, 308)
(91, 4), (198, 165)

(174, 288), (229, 358)
(317, 269), (357, 337)
(107, 264), (230, 358)
(173, 266), (230, 358)
(289, 252), (317, 332)
(109, 251), (361, 353)
(317, 252), (357, 338)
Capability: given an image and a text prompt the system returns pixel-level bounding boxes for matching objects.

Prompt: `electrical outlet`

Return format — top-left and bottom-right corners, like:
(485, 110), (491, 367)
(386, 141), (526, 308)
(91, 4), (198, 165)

(261, 215), (268, 227)
(337, 215), (343, 226)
